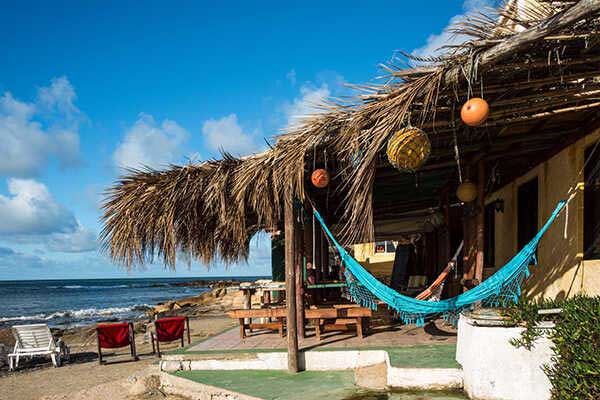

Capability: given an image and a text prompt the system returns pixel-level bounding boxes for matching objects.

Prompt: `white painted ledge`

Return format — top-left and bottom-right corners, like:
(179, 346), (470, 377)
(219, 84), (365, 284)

(387, 367), (463, 390)
(160, 372), (263, 400)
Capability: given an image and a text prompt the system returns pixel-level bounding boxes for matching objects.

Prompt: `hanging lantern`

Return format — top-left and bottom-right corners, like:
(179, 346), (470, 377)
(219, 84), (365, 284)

(457, 180), (478, 203)
(386, 127), (431, 171)
(461, 97), (489, 127)
(311, 169), (330, 188)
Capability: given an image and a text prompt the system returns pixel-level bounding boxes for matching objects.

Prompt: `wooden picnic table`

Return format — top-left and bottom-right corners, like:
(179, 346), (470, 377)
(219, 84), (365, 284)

(305, 306), (372, 340)
(228, 308), (287, 339)
(233, 283), (286, 309)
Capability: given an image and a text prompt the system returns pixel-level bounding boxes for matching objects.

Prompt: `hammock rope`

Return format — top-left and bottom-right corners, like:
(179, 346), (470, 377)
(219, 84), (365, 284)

(313, 200), (567, 326)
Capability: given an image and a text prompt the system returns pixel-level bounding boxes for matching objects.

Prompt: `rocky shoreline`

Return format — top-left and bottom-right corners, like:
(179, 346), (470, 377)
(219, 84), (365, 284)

(0, 280), (254, 358)
(149, 284), (247, 318)
(167, 279), (239, 288)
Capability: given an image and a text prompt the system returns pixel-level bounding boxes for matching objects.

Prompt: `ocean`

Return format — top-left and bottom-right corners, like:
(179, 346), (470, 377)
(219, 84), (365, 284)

(0, 277), (267, 329)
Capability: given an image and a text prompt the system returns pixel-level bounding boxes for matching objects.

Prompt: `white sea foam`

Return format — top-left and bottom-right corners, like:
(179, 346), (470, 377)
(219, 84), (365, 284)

(0, 305), (150, 323)
(48, 284), (145, 289)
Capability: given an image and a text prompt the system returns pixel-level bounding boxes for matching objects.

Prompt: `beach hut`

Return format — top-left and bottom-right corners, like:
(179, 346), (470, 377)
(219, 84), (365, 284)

(101, 0), (600, 372)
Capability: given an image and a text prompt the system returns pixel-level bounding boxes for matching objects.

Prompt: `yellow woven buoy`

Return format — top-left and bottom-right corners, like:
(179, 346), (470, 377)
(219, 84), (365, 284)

(386, 127), (431, 171)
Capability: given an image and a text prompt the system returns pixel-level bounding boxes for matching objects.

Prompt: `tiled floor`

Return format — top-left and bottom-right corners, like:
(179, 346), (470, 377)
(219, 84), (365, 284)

(189, 318), (457, 352)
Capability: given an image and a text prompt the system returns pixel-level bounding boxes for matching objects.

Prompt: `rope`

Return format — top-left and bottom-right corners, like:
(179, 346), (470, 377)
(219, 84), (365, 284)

(451, 103), (463, 183)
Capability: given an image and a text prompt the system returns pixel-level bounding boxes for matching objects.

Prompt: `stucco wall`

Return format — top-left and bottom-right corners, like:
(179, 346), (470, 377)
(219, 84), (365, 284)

(488, 128), (600, 299)
(352, 243), (395, 276)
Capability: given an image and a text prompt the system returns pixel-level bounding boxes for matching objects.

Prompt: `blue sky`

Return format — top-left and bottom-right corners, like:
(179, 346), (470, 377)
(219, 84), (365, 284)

(0, 0), (491, 280)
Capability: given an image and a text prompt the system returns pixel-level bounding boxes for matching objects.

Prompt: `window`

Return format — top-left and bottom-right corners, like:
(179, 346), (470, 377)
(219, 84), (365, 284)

(484, 203), (495, 268)
(584, 146), (600, 259)
(518, 177), (539, 250)
(374, 241), (397, 254)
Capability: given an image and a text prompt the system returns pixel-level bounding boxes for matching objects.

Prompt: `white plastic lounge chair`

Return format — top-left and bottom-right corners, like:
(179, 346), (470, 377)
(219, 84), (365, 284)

(8, 324), (69, 370)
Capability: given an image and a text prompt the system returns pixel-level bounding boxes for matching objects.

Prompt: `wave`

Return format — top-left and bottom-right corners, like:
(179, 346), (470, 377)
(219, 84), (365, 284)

(47, 285), (84, 289)
(0, 304), (150, 323)
(47, 284), (159, 289)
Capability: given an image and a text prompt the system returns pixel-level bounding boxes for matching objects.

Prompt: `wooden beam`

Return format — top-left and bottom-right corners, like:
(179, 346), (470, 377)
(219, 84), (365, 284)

(392, 54), (600, 81)
(477, 0), (600, 68)
(488, 117), (600, 191)
(284, 197), (299, 373)
(295, 219), (305, 339)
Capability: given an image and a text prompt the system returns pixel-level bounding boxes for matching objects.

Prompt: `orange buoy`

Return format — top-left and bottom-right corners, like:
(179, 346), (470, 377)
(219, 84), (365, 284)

(461, 98), (489, 127)
(311, 169), (330, 188)
(456, 180), (477, 203)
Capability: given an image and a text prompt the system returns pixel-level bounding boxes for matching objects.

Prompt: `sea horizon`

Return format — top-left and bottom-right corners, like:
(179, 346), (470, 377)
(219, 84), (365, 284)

(0, 275), (271, 283)
(0, 275), (270, 330)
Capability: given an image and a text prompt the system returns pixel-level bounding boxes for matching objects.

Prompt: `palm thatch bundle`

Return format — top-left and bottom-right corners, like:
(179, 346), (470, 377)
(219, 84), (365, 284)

(101, 0), (600, 269)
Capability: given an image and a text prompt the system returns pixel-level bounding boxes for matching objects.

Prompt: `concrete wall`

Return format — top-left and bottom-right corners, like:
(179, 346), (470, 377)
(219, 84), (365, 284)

(457, 315), (554, 400)
(488, 128), (600, 299)
(161, 350), (388, 372)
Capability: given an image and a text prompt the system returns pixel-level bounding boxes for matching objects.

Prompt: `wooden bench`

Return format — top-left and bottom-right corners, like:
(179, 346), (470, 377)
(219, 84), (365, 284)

(305, 306), (372, 340)
(227, 308), (286, 339)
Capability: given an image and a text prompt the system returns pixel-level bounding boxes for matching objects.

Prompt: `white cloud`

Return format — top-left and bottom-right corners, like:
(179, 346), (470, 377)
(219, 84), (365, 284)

(0, 179), (77, 235)
(0, 77), (82, 177)
(36, 76), (80, 117)
(0, 179), (98, 253)
(412, 0), (493, 59)
(201, 113), (262, 156)
(282, 83), (331, 127)
(46, 224), (97, 253)
(286, 69), (297, 86)
(113, 113), (190, 169)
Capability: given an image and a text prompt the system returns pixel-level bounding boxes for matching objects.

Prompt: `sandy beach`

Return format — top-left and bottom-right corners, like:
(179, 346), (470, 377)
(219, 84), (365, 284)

(0, 285), (245, 400)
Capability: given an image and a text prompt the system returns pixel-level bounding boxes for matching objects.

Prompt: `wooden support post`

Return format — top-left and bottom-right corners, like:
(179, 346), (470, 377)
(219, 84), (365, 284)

(315, 228), (322, 282)
(461, 167), (477, 291)
(321, 230), (328, 278)
(441, 189), (451, 267)
(284, 198), (299, 373)
(243, 289), (251, 325)
(295, 220), (305, 338)
(314, 227), (322, 303)
(475, 160), (485, 285)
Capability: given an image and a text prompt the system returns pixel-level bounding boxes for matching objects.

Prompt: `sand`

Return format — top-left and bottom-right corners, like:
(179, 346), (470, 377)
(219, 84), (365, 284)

(0, 315), (235, 400)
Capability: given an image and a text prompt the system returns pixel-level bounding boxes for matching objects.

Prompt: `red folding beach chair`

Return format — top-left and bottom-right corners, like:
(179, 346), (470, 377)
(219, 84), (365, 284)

(96, 322), (138, 364)
(151, 316), (190, 356)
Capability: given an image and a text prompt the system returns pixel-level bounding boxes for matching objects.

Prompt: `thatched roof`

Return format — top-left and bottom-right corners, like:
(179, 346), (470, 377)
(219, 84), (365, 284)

(101, 0), (600, 269)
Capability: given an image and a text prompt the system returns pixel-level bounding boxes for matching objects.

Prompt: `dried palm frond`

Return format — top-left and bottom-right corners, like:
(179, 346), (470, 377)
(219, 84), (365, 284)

(101, 0), (600, 269)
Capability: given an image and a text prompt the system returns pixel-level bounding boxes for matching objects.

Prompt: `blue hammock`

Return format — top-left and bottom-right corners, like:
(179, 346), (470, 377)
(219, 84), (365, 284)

(313, 200), (566, 326)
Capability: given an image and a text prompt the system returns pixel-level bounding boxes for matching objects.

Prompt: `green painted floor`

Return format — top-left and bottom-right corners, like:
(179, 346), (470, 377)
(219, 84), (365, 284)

(174, 370), (357, 400)
(174, 370), (467, 400)
(173, 343), (459, 369)
(385, 344), (459, 368)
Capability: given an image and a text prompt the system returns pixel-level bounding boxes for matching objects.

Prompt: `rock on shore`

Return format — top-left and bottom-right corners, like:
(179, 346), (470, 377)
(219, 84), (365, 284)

(149, 279), (282, 319)
(149, 283), (250, 318)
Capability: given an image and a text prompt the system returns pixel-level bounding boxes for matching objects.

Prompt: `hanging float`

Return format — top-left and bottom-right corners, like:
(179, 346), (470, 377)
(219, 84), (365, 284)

(311, 168), (330, 188)
(386, 126), (431, 171)
(461, 97), (489, 126)
(456, 180), (478, 202)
